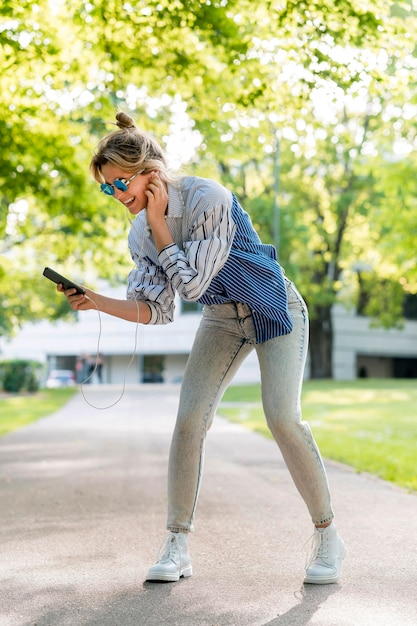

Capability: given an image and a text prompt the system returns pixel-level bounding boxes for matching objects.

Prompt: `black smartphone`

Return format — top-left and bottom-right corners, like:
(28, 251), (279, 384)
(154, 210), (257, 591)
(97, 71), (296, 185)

(43, 267), (86, 295)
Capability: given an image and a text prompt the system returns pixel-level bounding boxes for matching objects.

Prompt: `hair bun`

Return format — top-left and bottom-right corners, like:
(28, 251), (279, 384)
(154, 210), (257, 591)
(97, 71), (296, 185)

(115, 111), (136, 130)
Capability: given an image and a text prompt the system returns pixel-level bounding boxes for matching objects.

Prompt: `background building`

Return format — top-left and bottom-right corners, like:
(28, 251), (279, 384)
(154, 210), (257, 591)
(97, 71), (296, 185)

(1, 283), (416, 384)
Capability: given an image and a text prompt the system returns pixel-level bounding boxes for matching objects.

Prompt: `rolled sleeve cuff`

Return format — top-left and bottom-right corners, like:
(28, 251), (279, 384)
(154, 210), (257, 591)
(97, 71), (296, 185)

(146, 301), (164, 324)
(158, 243), (178, 266)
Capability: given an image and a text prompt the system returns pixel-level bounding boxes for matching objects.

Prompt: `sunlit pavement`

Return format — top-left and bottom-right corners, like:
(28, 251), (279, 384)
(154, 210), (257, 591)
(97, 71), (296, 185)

(1, 384), (416, 626)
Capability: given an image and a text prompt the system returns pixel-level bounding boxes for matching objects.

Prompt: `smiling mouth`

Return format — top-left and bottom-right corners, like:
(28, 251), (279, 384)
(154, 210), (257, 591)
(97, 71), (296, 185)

(124, 197), (135, 207)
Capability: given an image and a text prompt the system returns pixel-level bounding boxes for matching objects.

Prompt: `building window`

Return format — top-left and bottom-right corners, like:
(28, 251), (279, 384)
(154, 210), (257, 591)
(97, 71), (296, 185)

(404, 294), (417, 321)
(180, 301), (203, 314)
(142, 355), (165, 383)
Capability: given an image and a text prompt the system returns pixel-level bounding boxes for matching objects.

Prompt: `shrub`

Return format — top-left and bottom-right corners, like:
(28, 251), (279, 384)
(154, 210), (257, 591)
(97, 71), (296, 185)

(0, 360), (42, 393)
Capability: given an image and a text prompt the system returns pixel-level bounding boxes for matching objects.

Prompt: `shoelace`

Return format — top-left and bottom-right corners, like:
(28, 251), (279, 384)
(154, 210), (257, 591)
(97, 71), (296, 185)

(304, 530), (329, 569)
(157, 533), (180, 564)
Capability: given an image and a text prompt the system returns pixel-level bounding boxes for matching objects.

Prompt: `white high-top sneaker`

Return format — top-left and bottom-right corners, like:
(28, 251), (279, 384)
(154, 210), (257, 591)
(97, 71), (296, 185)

(146, 532), (192, 582)
(304, 523), (346, 584)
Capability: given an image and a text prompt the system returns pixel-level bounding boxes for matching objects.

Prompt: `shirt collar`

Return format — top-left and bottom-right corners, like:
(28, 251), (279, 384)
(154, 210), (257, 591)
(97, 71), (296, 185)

(167, 182), (184, 218)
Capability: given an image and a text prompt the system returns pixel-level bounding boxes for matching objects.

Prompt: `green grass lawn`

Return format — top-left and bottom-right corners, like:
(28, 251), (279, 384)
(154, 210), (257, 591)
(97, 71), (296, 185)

(219, 379), (417, 492)
(0, 388), (78, 437)
(1, 380), (416, 493)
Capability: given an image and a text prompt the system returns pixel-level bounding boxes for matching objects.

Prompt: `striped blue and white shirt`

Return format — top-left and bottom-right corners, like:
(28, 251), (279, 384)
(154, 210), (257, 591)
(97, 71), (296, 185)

(127, 176), (293, 343)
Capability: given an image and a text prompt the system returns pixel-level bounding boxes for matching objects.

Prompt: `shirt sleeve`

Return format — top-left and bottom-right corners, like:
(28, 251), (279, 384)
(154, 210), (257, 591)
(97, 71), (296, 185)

(126, 178), (236, 325)
(126, 257), (176, 325)
(158, 198), (236, 301)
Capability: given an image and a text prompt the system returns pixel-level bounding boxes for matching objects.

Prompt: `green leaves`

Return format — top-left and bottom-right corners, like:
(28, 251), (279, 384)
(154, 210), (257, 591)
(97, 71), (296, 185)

(1, 0), (416, 364)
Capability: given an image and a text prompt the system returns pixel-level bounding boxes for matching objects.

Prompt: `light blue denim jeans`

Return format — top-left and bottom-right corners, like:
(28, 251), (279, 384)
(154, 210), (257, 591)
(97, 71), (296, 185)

(167, 279), (334, 532)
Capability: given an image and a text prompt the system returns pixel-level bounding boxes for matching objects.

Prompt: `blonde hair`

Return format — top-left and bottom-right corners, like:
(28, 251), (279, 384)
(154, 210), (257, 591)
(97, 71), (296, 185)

(90, 112), (170, 183)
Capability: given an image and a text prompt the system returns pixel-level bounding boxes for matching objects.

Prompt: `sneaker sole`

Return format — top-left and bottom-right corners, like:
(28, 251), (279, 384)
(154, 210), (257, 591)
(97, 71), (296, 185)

(146, 565), (193, 582)
(303, 573), (340, 585)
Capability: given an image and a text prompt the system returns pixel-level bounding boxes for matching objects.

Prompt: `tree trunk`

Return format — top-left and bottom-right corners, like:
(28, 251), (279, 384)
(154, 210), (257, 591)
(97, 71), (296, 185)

(309, 304), (333, 378)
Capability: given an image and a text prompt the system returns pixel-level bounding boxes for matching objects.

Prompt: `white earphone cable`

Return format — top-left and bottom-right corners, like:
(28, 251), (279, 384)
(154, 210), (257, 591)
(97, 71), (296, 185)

(78, 295), (141, 410)
(78, 208), (148, 409)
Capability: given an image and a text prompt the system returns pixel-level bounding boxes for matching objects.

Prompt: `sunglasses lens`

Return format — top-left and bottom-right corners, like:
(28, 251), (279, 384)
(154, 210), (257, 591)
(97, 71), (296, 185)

(114, 179), (128, 191)
(100, 183), (115, 196)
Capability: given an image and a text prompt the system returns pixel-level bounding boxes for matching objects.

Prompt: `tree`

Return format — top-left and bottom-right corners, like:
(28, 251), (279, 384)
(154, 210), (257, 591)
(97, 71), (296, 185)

(276, 9), (417, 376)
(190, 1), (417, 377)
(1, 0), (416, 380)
(0, 0), (254, 336)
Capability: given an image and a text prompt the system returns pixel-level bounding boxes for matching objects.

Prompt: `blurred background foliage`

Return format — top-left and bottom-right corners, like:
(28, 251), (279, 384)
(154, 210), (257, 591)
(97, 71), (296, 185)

(1, 0), (416, 376)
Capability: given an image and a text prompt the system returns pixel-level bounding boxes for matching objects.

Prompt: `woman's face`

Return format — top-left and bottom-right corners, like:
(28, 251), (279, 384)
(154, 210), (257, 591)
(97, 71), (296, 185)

(100, 163), (154, 216)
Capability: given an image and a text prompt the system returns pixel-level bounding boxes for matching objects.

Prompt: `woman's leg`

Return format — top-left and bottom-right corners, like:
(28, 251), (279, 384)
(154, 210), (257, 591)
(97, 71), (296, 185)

(256, 281), (345, 584)
(167, 302), (255, 532)
(256, 281), (334, 526)
(147, 303), (255, 580)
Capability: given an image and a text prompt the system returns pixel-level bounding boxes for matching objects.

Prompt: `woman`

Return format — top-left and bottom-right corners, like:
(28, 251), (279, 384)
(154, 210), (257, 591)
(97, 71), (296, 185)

(59, 111), (345, 585)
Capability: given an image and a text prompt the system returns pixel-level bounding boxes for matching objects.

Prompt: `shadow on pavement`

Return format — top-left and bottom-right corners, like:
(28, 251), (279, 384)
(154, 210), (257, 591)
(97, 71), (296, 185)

(262, 584), (340, 625)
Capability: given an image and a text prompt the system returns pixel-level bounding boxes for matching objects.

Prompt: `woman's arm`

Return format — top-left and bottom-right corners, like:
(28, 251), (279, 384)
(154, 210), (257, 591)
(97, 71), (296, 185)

(159, 201), (236, 301)
(146, 171), (173, 252)
(58, 174), (171, 326)
(57, 284), (152, 324)
(146, 175), (236, 302)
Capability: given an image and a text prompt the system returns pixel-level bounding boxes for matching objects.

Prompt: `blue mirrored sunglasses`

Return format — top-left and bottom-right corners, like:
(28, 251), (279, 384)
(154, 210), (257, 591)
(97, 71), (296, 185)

(100, 170), (142, 196)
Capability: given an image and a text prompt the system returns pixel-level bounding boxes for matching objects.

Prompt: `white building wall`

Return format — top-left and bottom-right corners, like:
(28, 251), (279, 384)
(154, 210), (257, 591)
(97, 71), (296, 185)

(1, 287), (416, 383)
(0, 283), (262, 384)
(332, 304), (417, 379)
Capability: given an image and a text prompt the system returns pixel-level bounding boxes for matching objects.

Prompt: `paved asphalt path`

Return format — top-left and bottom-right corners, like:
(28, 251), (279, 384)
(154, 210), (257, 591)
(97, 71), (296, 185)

(1, 384), (416, 626)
